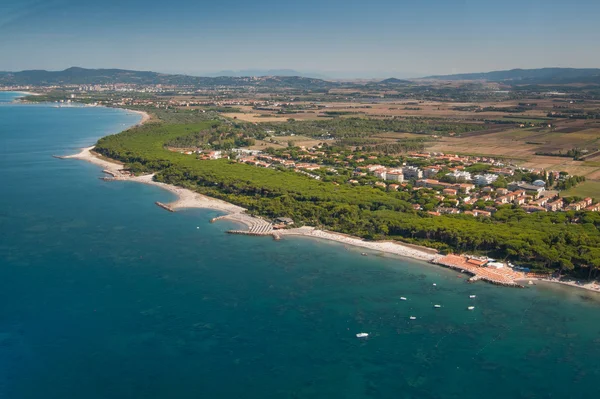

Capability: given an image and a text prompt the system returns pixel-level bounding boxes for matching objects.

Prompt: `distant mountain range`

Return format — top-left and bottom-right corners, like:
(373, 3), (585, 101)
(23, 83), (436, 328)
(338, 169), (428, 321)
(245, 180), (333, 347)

(424, 68), (600, 84)
(0, 67), (339, 89)
(3, 66), (600, 89)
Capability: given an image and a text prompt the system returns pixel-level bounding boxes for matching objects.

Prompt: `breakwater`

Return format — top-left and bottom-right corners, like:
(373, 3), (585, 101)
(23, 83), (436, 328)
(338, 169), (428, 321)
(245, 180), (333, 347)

(155, 201), (175, 212)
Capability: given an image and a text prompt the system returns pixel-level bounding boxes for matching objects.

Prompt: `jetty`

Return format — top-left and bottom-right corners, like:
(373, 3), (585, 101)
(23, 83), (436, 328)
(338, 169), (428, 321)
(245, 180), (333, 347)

(433, 254), (525, 287)
(155, 201), (175, 212)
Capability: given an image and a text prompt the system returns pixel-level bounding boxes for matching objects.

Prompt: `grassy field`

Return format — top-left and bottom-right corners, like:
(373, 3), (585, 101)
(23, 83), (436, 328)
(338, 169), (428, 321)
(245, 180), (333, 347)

(562, 180), (600, 198)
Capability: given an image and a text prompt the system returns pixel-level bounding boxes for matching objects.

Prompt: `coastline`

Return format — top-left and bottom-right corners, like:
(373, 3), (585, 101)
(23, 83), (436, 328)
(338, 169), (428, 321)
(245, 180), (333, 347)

(517, 277), (600, 295)
(60, 144), (441, 264)
(16, 91), (42, 97)
(126, 109), (151, 125)
(57, 108), (599, 290)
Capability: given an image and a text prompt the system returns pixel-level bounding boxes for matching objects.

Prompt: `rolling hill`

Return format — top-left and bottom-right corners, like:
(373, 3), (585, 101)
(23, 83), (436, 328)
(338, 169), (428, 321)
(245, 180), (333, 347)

(424, 68), (600, 84)
(0, 67), (340, 89)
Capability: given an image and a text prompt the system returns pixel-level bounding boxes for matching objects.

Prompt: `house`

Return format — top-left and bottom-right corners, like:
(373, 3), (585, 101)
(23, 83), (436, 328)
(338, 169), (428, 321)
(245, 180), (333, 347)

(423, 167), (440, 178)
(375, 181), (387, 188)
(442, 188), (458, 196)
(531, 197), (549, 207)
(373, 168), (387, 180)
(585, 203), (600, 212)
(546, 198), (563, 211)
(473, 209), (492, 217)
(567, 198), (593, 211)
(438, 207), (460, 214)
(513, 197), (526, 205)
(453, 183), (475, 193)
(388, 183), (400, 191)
(496, 188), (509, 195)
(496, 195), (510, 204)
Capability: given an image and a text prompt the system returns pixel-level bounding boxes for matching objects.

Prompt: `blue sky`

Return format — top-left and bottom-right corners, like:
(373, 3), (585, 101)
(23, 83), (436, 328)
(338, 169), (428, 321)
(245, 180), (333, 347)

(1, 0), (599, 77)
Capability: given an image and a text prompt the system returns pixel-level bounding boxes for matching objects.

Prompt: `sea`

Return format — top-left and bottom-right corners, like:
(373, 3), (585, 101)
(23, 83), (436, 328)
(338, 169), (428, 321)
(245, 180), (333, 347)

(1, 91), (599, 399)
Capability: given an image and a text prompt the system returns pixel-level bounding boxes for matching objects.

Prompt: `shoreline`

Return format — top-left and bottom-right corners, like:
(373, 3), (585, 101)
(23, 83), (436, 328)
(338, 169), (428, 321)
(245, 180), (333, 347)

(60, 144), (441, 264)
(126, 109), (151, 125)
(517, 277), (600, 295)
(57, 146), (600, 292)
(15, 91), (42, 97)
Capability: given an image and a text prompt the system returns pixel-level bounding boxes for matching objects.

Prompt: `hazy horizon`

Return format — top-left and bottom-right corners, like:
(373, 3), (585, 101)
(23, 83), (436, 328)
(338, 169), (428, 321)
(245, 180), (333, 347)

(2, 0), (599, 76)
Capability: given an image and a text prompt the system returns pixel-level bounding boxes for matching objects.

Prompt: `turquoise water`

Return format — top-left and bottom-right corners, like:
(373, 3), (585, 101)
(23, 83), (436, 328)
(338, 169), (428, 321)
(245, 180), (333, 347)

(1, 91), (600, 398)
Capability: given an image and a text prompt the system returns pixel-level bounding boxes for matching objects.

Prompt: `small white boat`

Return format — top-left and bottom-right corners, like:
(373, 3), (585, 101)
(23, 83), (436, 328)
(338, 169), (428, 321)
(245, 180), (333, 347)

(409, 316), (416, 320)
(432, 283), (437, 286)
(361, 253), (368, 256)
(468, 306), (475, 310)
(400, 297), (407, 301)
(469, 295), (476, 299)
(434, 305), (441, 308)
(356, 332), (369, 338)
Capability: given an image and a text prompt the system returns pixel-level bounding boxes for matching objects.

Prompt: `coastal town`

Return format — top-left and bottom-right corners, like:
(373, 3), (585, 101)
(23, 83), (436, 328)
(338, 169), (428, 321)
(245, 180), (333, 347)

(177, 144), (597, 217)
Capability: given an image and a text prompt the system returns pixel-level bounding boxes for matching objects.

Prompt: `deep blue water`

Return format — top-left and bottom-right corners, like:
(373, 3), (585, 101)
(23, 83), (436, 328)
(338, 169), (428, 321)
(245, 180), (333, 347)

(1, 91), (600, 398)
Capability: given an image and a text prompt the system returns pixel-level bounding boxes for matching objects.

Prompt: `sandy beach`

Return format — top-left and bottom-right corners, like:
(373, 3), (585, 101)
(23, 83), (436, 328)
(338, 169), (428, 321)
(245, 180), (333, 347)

(16, 91), (42, 97)
(278, 227), (440, 262)
(127, 109), (151, 125)
(60, 144), (440, 263)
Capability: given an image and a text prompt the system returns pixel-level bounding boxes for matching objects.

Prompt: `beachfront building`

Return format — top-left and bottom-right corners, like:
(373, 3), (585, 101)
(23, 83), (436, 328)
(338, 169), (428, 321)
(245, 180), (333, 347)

(473, 173), (499, 186)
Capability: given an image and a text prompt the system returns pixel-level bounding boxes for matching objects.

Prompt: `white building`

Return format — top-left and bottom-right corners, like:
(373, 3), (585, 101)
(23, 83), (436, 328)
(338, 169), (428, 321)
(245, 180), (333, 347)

(402, 166), (423, 179)
(373, 169), (387, 180)
(473, 174), (499, 186)
(385, 171), (404, 182)
(446, 171), (472, 181)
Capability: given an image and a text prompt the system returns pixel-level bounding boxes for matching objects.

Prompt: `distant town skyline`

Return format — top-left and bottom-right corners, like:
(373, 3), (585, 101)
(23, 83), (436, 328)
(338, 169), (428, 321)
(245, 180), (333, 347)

(2, 0), (600, 77)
